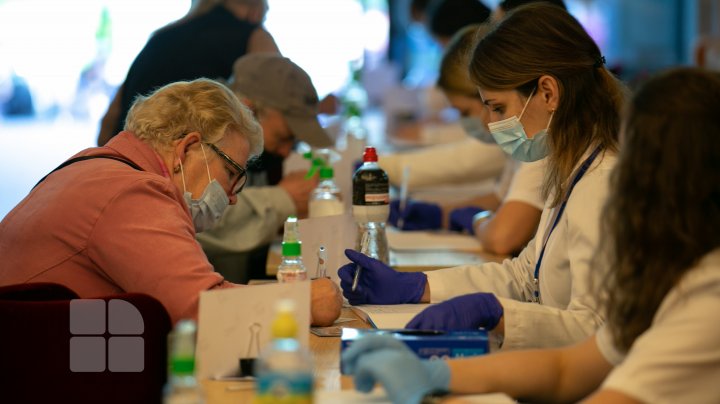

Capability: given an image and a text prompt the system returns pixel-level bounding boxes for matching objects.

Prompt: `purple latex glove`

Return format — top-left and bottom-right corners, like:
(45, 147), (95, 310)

(405, 293), (503, 331)
(338, 249), (427, 305)
(388, 199), (442, 231)
(448, 206), (485, 234)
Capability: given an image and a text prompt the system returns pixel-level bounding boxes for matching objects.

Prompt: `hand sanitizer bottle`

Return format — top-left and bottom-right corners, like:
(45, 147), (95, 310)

(277, 216), (307, 282)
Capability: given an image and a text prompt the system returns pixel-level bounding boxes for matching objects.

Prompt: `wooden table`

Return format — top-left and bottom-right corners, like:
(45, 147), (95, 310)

(202, 307), (366, 403)
(202, 307), (515, 403)
(267, 244), (507, 276)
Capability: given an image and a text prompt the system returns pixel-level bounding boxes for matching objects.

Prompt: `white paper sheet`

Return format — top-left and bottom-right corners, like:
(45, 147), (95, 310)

(387, 228), (482, 252)
(351, 304), (432, 329)
(298, 213), (356, 283)
(195, 282), (310, 380)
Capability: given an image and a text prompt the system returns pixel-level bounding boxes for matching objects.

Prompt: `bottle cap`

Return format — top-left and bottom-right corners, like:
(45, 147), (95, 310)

(362, 146), (378, 162)
(282, 216), (302, 256)
(272, 299), (298, 339)
(319, 166), (334, 179)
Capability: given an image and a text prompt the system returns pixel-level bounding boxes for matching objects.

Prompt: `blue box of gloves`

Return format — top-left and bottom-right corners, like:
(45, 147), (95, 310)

(340, 328), (490, 374)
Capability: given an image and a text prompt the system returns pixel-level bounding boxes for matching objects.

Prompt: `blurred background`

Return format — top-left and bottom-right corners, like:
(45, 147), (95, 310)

(1, 0), (719, 219)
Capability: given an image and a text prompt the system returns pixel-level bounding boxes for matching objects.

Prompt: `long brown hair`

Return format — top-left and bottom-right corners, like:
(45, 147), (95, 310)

(436, 23), (491, 98)
(469, 3), (625, 206)
(600, 68), (720, 352)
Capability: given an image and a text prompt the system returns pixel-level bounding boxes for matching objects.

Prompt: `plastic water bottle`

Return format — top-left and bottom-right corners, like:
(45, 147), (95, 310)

(277, 216), (308, 282)
(352, 146), (390, 264)
(254, 300), (313, 403)
(164, 320), (203, 404)
(308, 166), (344, 218)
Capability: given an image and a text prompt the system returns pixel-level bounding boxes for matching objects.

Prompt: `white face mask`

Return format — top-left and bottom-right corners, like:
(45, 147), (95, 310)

(487, 89), (553, 162)
(179, 143), (229, 233)
(459, 116), (495, 144)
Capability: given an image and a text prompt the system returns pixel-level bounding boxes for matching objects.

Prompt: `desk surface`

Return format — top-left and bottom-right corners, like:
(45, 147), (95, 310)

(202, 307), (364, 403)
(202, 308), (515, 404)
(267, 245), (507, 276)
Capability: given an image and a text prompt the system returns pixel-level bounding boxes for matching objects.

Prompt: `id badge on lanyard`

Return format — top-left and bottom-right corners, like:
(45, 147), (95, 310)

(531, 147), (601, 303)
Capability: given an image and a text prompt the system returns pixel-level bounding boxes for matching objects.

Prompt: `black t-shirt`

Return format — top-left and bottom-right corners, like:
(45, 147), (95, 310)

(115, 5), (258, 136)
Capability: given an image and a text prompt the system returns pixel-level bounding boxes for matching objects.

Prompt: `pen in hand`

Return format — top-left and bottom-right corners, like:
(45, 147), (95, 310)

(351, 231), (369, 292)
(397, 165), (410, 230)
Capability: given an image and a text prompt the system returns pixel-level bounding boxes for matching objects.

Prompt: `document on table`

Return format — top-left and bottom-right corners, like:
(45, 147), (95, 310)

(351, 304), (432, 329)
(298, 213), (355, 283)
(387, 229), (482, 252)
(196, 282), (310, 380)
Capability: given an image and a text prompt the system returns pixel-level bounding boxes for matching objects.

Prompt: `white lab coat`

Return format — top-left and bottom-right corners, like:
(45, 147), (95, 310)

(378, 137), (507, 190)
(426, 150), (616, 350)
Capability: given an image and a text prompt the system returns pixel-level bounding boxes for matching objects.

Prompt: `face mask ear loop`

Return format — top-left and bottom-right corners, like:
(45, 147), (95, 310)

(518, 87), (537, 121)
(178, 157), (188, 194)
(546, 109), (555, 131)
(199, 143), (212, 183)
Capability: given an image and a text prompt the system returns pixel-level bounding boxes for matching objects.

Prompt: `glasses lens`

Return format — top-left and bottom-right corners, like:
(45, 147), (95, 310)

(207, 143), (247, 195)
(232, 172), (247, 195)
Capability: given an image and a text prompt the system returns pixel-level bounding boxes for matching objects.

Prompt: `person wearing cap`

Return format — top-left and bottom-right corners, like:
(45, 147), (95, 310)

(0, 78), (342, 327)
(196, 54), (334, 283)
(97, 0), (279, 147)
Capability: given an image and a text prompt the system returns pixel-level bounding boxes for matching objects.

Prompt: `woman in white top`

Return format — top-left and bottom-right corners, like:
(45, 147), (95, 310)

(384, 24), (546, 255)
(341, 67), (720, 404)
(338, 3), (626, 350)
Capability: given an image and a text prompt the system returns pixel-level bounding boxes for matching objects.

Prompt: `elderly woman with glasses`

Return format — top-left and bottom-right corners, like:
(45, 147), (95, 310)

(0, 78), (343, 326)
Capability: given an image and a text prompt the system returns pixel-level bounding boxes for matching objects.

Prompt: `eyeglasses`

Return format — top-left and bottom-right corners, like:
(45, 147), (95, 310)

(205, 142), (247, 195)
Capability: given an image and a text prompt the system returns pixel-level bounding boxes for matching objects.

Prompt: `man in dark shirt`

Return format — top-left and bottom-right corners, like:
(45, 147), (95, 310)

(98, 0), (278, 146)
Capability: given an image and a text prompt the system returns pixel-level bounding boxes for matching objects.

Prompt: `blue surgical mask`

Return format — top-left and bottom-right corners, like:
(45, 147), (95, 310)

(459, 116), (494, 144)
(179, 144), (230, 233)
(487, 89), (553, 162)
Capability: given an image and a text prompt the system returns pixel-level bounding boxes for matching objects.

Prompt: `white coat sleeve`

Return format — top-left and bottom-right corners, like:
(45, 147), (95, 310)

(425, 155), (614, 350)
(196, 186), (295, 254)
(425, 236), (538, 303)
(378, 138), (507, 190)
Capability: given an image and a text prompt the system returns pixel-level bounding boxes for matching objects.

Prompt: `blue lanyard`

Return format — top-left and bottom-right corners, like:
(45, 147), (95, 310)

(532, 147), (602, 301)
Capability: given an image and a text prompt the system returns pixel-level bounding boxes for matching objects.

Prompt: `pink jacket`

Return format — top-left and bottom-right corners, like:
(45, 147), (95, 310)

(0, 132), (233, 323)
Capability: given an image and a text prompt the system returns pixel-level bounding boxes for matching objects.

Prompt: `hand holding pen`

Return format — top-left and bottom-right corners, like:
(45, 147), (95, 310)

(338, 249), (427, 305)
(389, 200), (443, 231)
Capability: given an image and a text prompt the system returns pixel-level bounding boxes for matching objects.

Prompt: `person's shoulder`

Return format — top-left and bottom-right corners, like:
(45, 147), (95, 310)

(580, 148), (617, 183)
(596, 149), (618, 169)
(679, 249), (720, 290)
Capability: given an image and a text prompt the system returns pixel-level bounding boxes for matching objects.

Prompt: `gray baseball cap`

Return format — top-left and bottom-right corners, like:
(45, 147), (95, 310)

(229, 54), (333, 148)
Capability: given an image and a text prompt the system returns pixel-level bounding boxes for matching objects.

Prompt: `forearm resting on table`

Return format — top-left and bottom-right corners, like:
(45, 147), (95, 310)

(440, 193), (502, 229)
(446, 336), (612, 403)
(475, 200), (542, 256)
